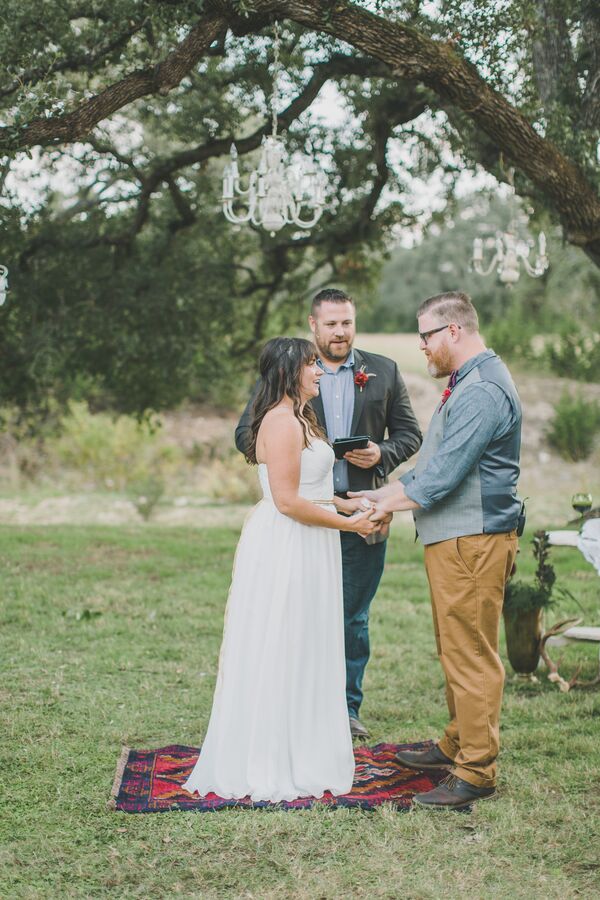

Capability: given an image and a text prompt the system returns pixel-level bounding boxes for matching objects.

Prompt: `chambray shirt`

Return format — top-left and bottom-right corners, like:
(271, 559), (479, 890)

(402, 350), (516, 509)
(318, 350), (355, 493)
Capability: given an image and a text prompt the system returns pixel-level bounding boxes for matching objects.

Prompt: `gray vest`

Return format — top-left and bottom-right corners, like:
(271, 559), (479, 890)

(409, 352), (522, 545)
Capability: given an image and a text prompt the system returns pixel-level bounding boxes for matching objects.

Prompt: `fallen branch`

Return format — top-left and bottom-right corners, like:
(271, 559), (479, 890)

(539, 617), (600, 691)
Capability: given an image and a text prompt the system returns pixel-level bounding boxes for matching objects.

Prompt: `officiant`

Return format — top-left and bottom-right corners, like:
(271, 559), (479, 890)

(235, 288), (422, 738)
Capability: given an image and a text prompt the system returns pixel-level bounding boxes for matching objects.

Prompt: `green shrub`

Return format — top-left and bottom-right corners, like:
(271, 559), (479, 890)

(202, 454), (262, 504)
(485, 312), (538, 362)
(546, 392), (600, 461)
(47, 401), (180, 489)
(504, 531), (556, 615)
(505, 531), (580, 617)
(128, 474), (165, 521)
(545, 329), (600, 382)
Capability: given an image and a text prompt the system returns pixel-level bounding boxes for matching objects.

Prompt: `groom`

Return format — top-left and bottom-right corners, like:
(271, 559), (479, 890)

(354, 291), (522, 809)
(235, 288), (422, 738)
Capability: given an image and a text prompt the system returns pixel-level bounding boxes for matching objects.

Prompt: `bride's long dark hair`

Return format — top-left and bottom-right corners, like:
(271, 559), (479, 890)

(245, 337), (326, 465)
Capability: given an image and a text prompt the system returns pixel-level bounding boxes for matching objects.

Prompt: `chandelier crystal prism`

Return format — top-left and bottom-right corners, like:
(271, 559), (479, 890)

(471, 169), (549, 285)
(222, 22), (327, 236)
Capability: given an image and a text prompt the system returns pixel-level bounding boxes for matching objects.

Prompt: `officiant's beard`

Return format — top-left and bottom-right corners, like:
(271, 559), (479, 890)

(313, 333), (354, 364)
(426, 342), (453, 378)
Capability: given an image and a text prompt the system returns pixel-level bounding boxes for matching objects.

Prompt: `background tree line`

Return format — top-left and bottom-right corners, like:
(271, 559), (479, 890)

(0, 0), (598, 422)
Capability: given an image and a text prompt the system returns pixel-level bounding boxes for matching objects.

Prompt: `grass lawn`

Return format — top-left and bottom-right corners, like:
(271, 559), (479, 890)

(1, 523), (599, 899)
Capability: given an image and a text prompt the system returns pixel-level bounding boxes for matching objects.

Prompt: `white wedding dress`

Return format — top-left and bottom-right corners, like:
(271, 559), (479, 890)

(182, 439), (355, 802)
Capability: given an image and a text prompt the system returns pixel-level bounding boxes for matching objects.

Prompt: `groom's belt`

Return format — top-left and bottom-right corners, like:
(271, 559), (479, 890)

(334, 491), (349, 499)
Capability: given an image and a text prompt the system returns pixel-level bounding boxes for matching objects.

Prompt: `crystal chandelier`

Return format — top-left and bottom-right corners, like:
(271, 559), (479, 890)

(222, 22), (327, 236)
(471, 170), (549, 285)
(0, 265), (8, 305)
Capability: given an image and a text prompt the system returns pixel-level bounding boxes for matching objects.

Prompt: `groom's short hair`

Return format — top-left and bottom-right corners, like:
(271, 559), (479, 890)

(311, 288), (355, 315)
(417, 291), (479, 333)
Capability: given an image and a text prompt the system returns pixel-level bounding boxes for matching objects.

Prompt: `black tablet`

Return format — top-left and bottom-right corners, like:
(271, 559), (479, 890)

(332, 435), (370, 459)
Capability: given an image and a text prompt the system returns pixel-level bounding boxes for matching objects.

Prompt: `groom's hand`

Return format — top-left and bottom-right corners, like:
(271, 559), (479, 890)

(344, 441), (381, 468)
(368, 503), (392, 524)
(348, 488), (380, 502)
(342, 496), (374, 514)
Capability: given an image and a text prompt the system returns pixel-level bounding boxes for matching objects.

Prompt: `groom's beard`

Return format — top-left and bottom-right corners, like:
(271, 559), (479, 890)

(426, 342), (453, 378)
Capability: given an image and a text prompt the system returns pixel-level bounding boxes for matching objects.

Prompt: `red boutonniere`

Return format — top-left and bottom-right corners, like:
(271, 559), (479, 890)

(438, 370), (458, 412)
(354, 365), (377, 392)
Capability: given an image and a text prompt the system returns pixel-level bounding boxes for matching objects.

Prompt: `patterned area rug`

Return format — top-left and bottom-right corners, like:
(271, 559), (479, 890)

(110, 741), (448, 813)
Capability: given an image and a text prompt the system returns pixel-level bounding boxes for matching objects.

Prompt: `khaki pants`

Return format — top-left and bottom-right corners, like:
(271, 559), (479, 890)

(424, 532), (518, 788)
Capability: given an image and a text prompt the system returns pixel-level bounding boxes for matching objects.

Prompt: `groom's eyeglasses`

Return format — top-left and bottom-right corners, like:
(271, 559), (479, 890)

(418, 324), (460, 345)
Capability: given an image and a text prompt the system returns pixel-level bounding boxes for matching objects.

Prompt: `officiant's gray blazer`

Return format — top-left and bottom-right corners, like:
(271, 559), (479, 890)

(234, 348), (422, 492)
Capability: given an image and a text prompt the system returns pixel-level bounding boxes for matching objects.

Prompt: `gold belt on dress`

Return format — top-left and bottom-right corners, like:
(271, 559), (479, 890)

(310, 499), (335, 505)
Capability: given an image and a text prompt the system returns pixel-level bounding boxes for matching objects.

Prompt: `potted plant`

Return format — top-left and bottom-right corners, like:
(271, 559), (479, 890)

(503, 531), (556, 679)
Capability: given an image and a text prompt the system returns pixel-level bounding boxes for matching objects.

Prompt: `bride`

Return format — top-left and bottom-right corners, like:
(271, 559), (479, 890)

(182, 336), (378, 802)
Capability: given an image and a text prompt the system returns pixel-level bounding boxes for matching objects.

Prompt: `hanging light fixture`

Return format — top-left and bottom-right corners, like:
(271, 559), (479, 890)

(222, 21), (327, 236)
(0, 265), (8, 305)
(471, 169), (549, 285)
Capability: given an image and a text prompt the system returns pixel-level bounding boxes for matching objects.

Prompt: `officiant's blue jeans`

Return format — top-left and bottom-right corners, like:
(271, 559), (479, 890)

(341, 531), (387, 717)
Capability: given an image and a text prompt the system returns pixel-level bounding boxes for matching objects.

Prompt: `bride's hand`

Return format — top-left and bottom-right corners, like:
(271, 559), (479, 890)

(345, 509), (378, 536)
(335, 496), (373, 515)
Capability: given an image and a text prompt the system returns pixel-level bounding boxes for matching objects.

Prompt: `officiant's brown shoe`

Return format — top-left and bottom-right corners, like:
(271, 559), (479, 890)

(413, 774), (496, 810)
(349, 716), (370, 740)
(396, 744), (453, 770)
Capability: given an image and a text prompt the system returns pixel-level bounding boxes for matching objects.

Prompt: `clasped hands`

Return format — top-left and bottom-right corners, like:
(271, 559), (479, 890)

(341, 494), (393, 528)
(335, 480), (417, 537)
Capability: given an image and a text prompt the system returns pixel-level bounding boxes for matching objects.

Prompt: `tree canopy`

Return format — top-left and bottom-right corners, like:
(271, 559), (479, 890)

(1, 0), (598, 417)
(364, 192), (600, 332)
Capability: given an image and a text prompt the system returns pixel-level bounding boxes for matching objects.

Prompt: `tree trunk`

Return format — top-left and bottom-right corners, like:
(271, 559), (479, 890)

(224, 0), (600, 264)
(3, 0), (600, 265)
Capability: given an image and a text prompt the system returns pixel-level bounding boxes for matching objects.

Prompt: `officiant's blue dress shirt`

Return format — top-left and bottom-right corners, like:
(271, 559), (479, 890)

(318, 350), (355, 493)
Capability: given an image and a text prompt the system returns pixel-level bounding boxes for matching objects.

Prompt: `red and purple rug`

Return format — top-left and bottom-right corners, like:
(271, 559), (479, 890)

(110, 741), (447, 813)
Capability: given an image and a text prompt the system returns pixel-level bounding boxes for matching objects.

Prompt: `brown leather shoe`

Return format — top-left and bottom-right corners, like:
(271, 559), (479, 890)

(396, 744), (454, 770)
(349, 716), (370, 739)
(413, 774), (497, 810)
